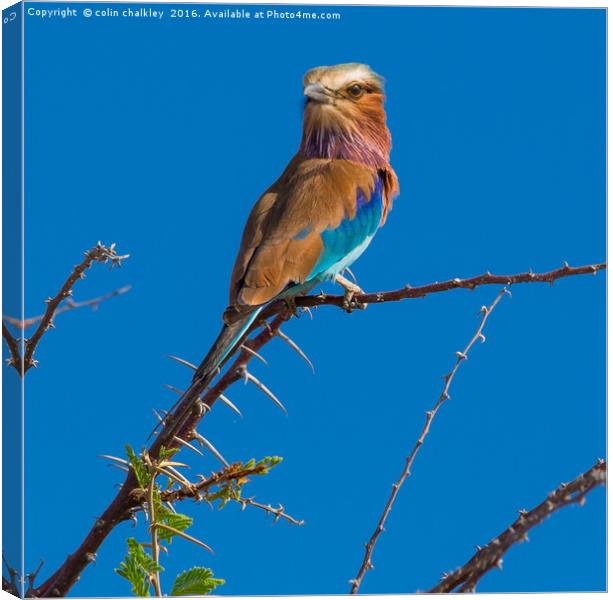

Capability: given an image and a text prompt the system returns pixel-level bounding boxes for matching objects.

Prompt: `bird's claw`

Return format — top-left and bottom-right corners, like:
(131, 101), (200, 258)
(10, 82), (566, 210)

(342, 289), (367, 313)
(285, 297), (299, 317)
(336, 274), (367, 312)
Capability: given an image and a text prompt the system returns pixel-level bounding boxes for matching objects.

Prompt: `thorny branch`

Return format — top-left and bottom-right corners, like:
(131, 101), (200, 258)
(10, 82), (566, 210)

(25, 560), (45, 597)
(3, 285), (131, 329)
(1, 242), (129, 376)
(262, 262), (606, 316)
(2, 321), (22, 374)
(32, 313), (292, 598)
(159, 459), (282, 503)
(2, 576), (19, 597)
(157, 461), (304, 526)
(349, 287), (509, 594)
(161, 313), (292, 448)
(429, 460), (607, 593)
(31, 261), (605, 598)
(2, 554), (20, 596)
(235, 497), (305, 526)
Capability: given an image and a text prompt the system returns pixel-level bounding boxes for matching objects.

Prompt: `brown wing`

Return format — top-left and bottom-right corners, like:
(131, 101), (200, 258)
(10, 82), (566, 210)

(228, 155), (384, 308)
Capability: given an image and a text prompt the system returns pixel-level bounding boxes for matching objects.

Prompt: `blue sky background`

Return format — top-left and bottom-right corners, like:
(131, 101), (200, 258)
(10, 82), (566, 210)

(12, 4), (606, 596)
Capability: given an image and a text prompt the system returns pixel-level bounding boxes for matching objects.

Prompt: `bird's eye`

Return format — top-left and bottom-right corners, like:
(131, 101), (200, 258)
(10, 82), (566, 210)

(347, 84), (364, 98)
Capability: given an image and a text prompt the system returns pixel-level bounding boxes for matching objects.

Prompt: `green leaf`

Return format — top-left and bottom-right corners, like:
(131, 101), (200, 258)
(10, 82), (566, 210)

(159, 445), (179, 461)
(115, 538), (162, 597)
(170, 567), (224, 596)
(149, 495), (193, 542)
(207, 481), (237, 508)
(158, 512), (193, 543)
(125, 445), (150, 487)
(254, 456), (283, 475)
(128, 539), (162, 573)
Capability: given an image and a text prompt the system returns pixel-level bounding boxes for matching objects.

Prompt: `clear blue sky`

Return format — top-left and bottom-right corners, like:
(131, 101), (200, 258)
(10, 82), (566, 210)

(15, 4), (606, 596)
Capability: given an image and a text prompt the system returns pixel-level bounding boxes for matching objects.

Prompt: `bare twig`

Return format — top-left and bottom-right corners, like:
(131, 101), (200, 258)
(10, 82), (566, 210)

(235, 497), (305, 526)
(263, 262), (606, 316)
(33, 262), (605, 598)
(25, 560), (45, 597)
(2, 575), (19, 596)
(349, 288), (509, 594)
(429, 460), (606, 593)
(2, 321), (22, 373)
(3, 554), (20, 596)
(3, 285), (131, 329)
(2, 242), (129, 376)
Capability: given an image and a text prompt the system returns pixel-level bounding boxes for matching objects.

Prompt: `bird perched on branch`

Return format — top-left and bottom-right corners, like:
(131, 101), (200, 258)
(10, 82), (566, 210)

(194, 62), (399, 385)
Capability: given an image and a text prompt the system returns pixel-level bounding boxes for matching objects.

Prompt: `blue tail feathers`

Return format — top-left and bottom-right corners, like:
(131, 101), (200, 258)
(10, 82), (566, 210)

(192, 307), (263, 384)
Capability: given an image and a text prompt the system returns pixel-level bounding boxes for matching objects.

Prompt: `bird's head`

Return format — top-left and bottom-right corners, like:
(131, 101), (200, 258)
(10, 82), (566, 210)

(300, 63), (391, 168)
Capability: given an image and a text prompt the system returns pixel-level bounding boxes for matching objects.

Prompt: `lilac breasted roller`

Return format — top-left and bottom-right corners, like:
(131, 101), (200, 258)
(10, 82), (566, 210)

(187, 63), (399, 417)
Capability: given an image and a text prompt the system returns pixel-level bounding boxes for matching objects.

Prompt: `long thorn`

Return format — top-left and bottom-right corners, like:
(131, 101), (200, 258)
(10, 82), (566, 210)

(153, 523), (214, 553)
(167, 354), (197, 371)
(161, 460), (191, 469)
(98, 454), (130, 466)
(108, 463), (129, 473)
(276, 329), (315, 373)
(241, 344), (268, 365)
(163, 383), (185, 395)
(219, 394), (243, 418)
(244, 370), (288, 414)
(155, 465), (193, 489)
(165, 465), (193, 483)
(192, 432), (230, 467)
(29, 558), (44, 579)
(152, 408), (167, 424)
(2, 555), (18, 578)
(173, 435), (205, 456)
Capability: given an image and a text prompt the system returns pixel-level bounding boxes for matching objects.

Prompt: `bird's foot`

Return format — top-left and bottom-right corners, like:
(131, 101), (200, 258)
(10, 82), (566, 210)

(284, 296), (299, 318)
(335, 274), (367, 312)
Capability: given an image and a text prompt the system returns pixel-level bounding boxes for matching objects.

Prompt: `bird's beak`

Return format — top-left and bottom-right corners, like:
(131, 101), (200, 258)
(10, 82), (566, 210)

(304, 83), (332, 104)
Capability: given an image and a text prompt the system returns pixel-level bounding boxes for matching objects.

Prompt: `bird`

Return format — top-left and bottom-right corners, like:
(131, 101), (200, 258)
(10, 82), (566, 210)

(167, 62), (399, 434)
